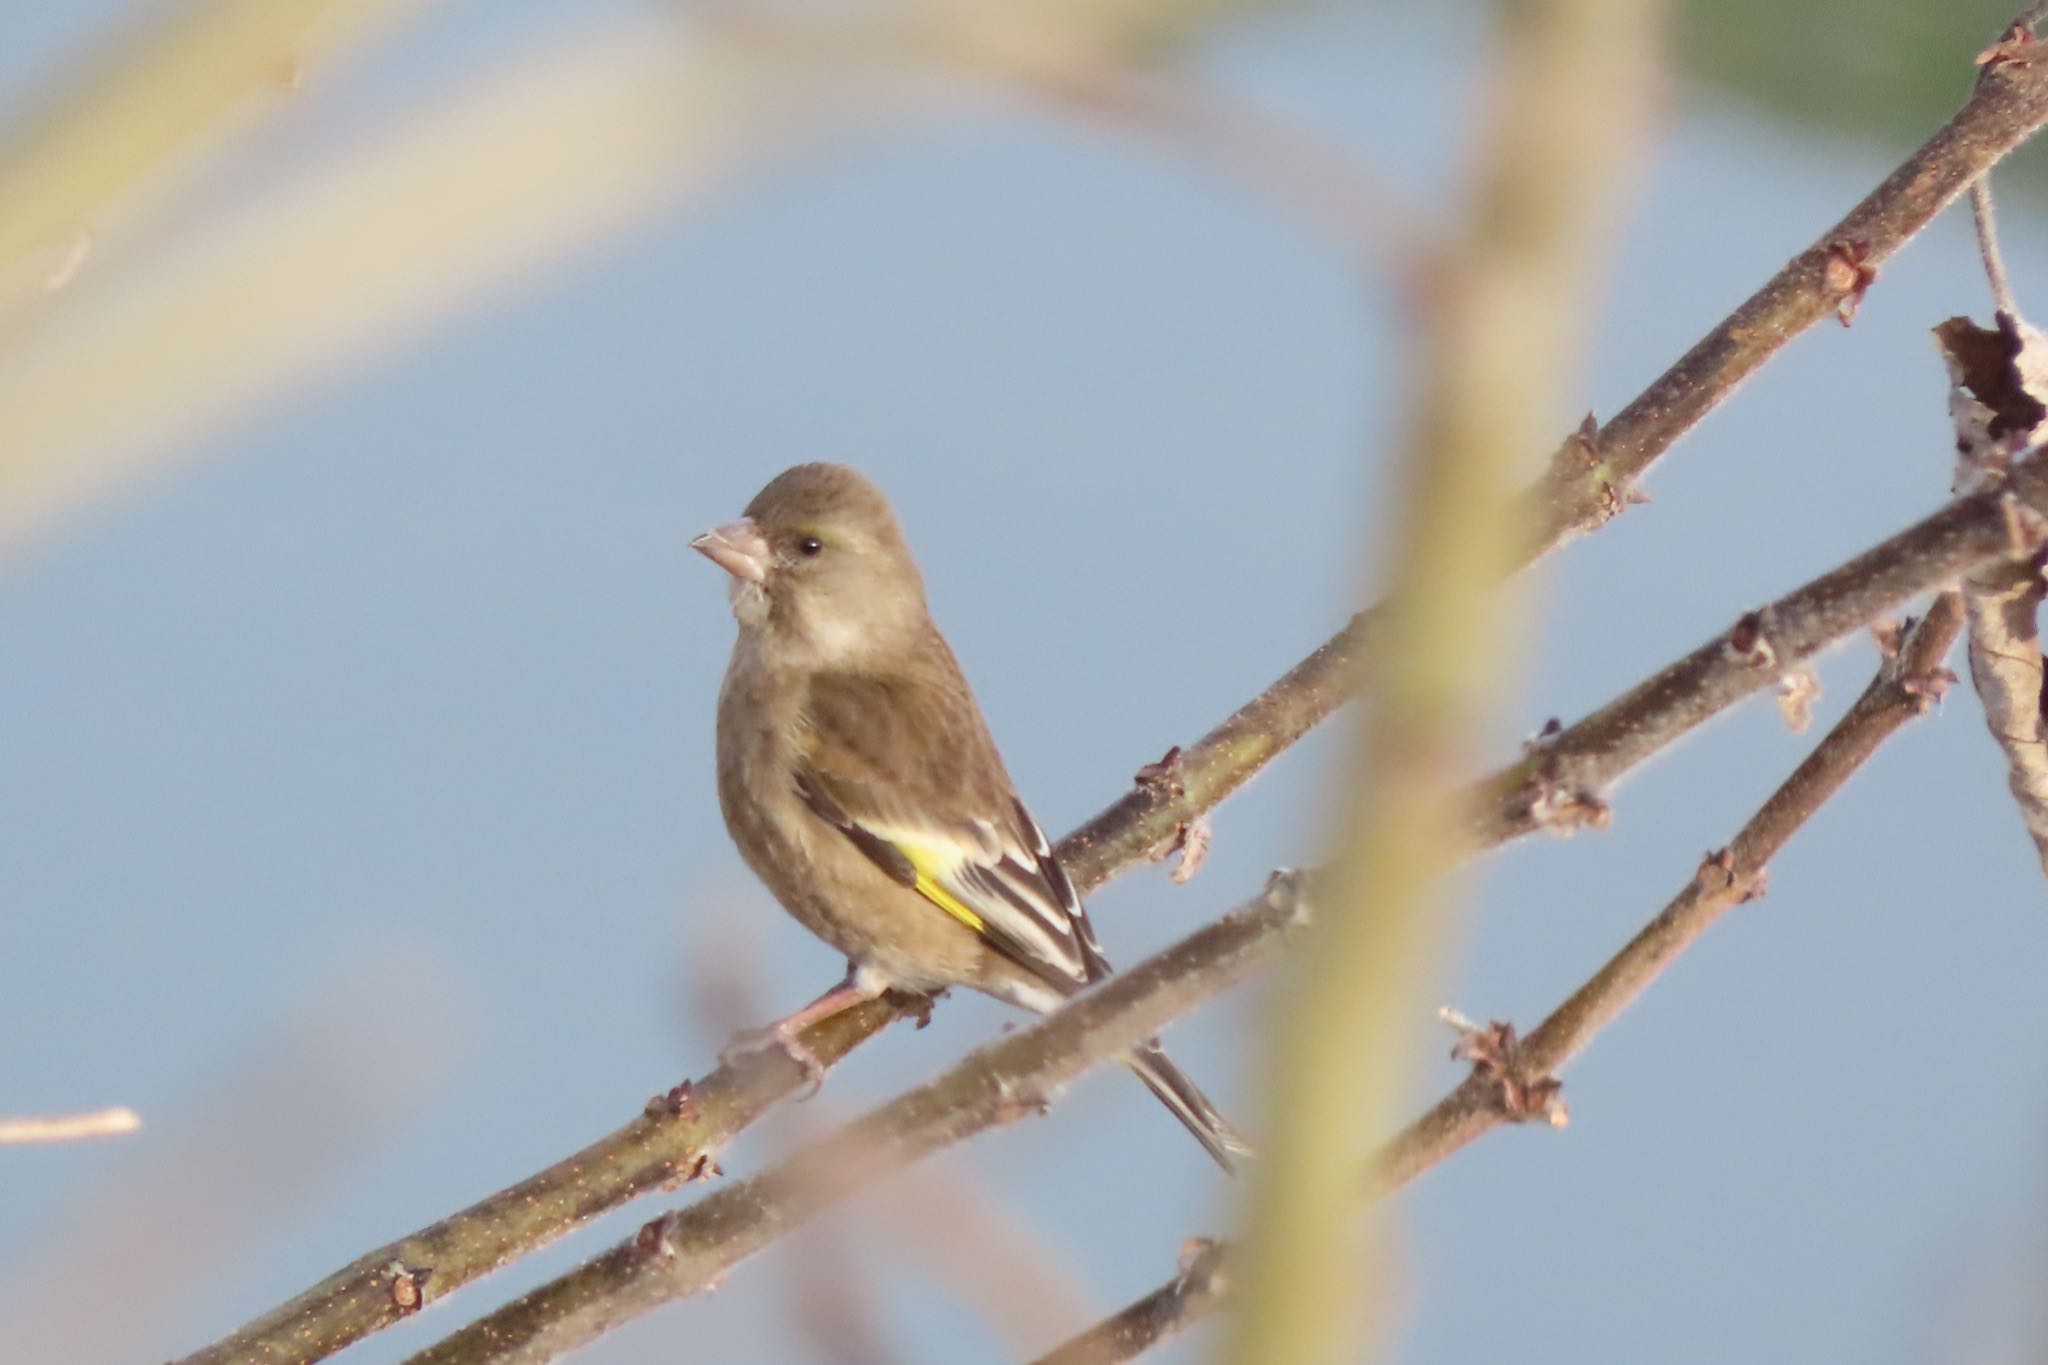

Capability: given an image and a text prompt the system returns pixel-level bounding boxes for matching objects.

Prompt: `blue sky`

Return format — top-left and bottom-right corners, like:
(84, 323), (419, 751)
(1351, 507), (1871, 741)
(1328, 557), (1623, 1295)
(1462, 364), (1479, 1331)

(3, 3), (2046, 1363)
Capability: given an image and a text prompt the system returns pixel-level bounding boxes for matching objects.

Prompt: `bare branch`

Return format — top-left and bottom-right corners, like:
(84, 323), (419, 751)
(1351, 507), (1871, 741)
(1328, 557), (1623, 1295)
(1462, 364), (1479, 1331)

(1972, 179), (2020, 316)
(0, 1107), (140, 1145)
(398, 874), (1315, 1365)
(165, 22), (2048, 1363)
(414, 501), (2000, 1364)
(1472, 453), (2048, 849)
(1522, 27), (2048, 550)
(182, 436), (2048, 1365)
(1062, 33), (2048, 888)
(171, 707), (1313, 1365)
(1036, 595), (1966, 1365)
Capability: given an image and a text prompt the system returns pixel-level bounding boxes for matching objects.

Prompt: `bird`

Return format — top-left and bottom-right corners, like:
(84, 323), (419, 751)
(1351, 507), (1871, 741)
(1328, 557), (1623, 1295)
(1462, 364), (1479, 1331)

(692, 462), (1250, 1173)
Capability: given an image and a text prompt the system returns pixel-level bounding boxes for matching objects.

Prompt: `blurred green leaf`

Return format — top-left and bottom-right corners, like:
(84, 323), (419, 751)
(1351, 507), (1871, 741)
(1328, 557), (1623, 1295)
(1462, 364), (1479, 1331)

(1681, 0), (2015, 144)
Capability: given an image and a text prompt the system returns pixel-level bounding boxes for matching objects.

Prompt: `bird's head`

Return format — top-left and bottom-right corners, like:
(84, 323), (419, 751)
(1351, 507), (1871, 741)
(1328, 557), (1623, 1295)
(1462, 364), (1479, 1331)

(692, 462), (930, 665)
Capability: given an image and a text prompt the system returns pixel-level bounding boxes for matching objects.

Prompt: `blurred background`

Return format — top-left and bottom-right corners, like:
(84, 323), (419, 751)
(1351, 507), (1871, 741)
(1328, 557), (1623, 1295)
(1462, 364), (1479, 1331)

(3, 1), (2047, 1361)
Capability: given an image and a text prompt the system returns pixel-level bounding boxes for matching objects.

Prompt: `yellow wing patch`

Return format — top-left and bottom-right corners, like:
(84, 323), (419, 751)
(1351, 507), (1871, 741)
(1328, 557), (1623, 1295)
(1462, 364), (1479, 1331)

(877, 827), (987, 934)
(913, 872), (985, 932)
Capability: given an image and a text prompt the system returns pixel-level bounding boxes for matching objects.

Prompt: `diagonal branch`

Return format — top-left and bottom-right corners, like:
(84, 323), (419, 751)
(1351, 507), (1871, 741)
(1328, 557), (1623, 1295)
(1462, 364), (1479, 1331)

(171, 31), (2048, 1365)
(418, 459), (2015, 1362)
(182, 439), (2048, 1365)
(1471, 460), (2048, 848)
(1061, 31), (2048, 887)
(427, 579), (1972, 1365)
(399, 874), (1317, 1365)
(172, 695), (1330, 1365)
(1519, 27), (2048, 551)
(1035, 593), (1967, 1365)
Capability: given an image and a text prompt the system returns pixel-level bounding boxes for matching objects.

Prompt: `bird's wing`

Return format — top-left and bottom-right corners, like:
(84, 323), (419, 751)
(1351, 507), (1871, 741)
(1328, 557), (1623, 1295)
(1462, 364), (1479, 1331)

(794, 667), (1101, 992)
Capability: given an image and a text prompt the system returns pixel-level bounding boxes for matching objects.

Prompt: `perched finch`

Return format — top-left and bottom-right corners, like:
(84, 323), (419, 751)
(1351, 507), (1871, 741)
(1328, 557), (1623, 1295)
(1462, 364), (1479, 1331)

(694, 463), (1248, 1171)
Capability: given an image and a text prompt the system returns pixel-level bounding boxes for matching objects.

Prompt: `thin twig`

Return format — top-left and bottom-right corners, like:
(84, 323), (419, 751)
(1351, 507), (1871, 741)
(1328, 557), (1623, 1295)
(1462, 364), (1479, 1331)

(171, 744), (1313, 1365)
(1521, 28), (2048, 551)
(1945, 192), (2048, 876)
(1035, 595), (1966, 1365)
(1471, 450), (2048, 849)
(398, 874), (1316, 1365)
(1061, 32), (2048, 888)
(170, 27), (2048, 1364)
(0, 1107), (140, 1144)
(181, 444), (2048, 1365)
(1971, 179), (2019, 316)
(431, 495), (2000, 1364)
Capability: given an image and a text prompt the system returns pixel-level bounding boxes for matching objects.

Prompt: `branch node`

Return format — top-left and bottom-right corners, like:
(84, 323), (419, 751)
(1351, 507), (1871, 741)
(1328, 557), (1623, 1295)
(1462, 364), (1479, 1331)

(1999, 489), (2048, 557)
(1176, 1237), (1227, 1292)
(1725, 608), (1780, 669)
(1133, 745), (1187, 798)
(1153, 811), (1213, 884)
(1441, 1012), (1566, 1127)
(645, 1079), (700, 1122)
(1823, 240), (1878, 326)
(1694, 847), (1738, 891)
(1693, 848), (1768, 903)
(1900, 662), (1961, 713)
(635, 1213), (677, 1259)
(385, 1260), (432, 1315)
(1261, 867), (1314, 926)
(1978, 23), (2042, 71)
(1552, 413), (1646, 525)
(990, 1073), (1054, 1126)
(1522, 716), (1564, 754)
(887, 987), (940, 1030)
(1525, 760), (1612, 836)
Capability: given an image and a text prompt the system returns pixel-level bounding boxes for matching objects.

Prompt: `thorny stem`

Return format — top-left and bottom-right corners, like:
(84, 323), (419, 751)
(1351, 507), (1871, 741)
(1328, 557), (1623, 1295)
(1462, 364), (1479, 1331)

(172, 694), (1335, 1365)
(1470, 450), (2048, 848)
(429, 462), (2015, 1365)
(172, 23), (2048, 1365)
(1034, 596), (1967, 1365)
(1520, 24), (2048, 551)
(1063, 31), (2048, 884)
(398, 876), (1317, 1365)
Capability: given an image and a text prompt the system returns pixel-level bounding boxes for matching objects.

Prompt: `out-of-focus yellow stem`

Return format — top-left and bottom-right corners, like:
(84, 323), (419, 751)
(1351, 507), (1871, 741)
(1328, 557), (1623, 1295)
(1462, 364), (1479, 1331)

(0, 0), (420, 316)
(0, 18), (780, 550)
(1227, 3), (1668, 1363)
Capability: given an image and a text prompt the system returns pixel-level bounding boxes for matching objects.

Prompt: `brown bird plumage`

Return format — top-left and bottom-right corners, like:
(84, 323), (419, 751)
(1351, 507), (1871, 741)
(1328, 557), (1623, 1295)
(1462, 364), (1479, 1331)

(696, 462), (1249, 1172)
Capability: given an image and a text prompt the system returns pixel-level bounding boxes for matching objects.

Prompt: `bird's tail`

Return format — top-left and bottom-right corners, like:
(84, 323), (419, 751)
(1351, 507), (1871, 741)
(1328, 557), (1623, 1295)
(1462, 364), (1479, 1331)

(1121, 1040), (1255, 1176)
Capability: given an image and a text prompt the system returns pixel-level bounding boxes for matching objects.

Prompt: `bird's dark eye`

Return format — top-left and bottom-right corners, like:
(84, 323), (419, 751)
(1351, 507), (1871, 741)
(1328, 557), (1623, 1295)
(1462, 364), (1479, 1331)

(796, 535), (824, 557)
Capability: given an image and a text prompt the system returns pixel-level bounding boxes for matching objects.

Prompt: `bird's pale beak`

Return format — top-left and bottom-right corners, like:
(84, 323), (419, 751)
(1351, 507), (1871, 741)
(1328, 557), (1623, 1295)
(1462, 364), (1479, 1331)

(690, 517), (771, 583)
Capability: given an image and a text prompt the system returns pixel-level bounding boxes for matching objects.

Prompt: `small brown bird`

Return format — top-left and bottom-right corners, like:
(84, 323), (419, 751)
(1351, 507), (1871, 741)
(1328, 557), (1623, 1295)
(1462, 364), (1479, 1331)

(694, 463), (1249, 1172)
